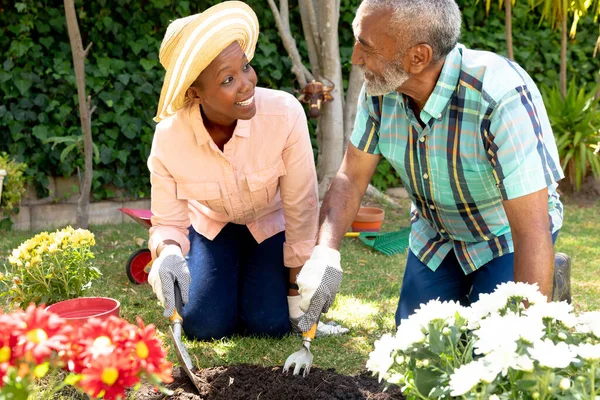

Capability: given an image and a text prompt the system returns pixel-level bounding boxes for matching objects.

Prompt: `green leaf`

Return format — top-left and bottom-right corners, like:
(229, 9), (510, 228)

(14, 2), (26, 12)
(60, 143), (78, 162)
(13, 79), (32, 96)
(414, 368), (442, 398)
(32, 125), (49, 141)
(140, 58), (156, 71)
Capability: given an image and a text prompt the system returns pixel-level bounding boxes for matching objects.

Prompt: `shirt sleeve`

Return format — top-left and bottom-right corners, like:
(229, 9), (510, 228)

(279, 100), (319, 268)
(350, 84), (382, 155)
(487, 85), (564, 201)
(147, 127), (191, 259)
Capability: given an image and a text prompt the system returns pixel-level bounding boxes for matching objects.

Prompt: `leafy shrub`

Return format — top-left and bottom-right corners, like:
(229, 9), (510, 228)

(541, 80), (600, 191)
(0, 152), (27, 217)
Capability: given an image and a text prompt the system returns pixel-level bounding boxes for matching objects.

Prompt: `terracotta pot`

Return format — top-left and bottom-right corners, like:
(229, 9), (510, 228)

(351, 207), (385, 232)
(45, 297), (120, 327)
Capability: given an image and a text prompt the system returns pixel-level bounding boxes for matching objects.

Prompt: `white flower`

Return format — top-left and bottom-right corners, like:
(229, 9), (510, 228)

(366, 334), (396, 382)
(528, 339), (578, 368)
(492, 281), (547, 305)
(574, 343), (600, 361)
(408, 298), (469, 329)
(483, 345), (524, 376)
(514, 355), (534, 372)
(489, 395), (500, 400)
(395, 318), (426, 351)
(525, 301), (577, 328)
(449, 360), (498, 396)
(474, 312), (544, 355)
(575, 312), (600, 338)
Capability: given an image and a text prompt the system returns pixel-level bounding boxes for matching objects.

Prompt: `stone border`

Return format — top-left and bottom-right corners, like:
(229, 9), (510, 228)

(11, 199), (151, 231)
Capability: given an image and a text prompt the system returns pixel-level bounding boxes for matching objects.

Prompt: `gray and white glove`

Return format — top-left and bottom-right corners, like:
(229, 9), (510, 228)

(148, 244), (191, 318)
(296, 245), (343, 332)
(288, 295), (349, 337)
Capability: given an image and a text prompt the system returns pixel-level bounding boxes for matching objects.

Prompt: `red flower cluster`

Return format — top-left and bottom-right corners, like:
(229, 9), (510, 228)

(0, 305), (173, 399)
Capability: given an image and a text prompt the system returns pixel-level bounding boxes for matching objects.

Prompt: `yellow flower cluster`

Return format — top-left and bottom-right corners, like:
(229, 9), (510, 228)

(8, 226), (95, 269)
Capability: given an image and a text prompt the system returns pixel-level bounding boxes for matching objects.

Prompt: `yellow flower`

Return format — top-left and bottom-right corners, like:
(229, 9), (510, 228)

(101, 367), (119, 386)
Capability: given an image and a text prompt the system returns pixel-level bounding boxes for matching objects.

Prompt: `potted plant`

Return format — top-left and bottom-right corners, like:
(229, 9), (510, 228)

(0, 226), (102, 309)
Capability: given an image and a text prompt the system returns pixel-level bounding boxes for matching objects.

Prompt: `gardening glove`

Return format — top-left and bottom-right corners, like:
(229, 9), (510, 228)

(296, 245), (343, 332)
(288, 295), (349, 337)
(148, 244), (191, 318)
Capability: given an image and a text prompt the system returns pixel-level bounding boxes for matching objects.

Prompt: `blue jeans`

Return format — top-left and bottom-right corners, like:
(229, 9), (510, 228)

(181, 224), (290, 340)
(395, 231), (559, 326)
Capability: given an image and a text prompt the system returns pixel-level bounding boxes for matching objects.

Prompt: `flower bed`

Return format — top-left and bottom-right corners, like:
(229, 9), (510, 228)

(366, 282), (600, 399)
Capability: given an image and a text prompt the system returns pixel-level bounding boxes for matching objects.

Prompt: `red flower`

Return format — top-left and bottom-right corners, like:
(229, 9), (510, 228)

(77, 350), (139, 400)
(13, 305), (72, 365)
(133, 318), (173, 383)
(69, 316), (137, 373)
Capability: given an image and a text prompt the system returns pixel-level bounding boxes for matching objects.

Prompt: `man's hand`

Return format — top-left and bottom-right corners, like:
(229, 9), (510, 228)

(288, 295), (349, 336)
(296, 245), (343, 332)
(148, 244), (191, 318)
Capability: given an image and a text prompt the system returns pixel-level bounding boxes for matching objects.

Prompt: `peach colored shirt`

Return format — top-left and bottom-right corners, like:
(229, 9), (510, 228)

(147, 87), (318, 268)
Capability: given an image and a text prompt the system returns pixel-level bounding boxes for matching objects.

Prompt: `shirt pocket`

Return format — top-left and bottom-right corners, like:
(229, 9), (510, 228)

(246, 158), (287, 212)
(176, 181), (228, 215)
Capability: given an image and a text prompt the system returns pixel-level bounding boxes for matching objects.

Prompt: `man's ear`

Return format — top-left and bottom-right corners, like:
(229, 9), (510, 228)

(406, 44), (434, 74)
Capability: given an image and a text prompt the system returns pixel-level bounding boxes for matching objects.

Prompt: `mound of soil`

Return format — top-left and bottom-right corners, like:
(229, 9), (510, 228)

(136, 365), (405, 400)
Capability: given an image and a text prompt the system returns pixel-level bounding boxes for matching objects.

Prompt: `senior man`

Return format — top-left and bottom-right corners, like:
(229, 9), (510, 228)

(296, 0), (571, 331)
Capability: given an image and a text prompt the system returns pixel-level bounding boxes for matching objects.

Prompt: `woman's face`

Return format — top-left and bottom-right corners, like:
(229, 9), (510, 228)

(190, 41), (258, 127)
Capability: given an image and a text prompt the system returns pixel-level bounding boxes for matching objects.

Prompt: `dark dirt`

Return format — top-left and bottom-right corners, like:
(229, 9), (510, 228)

(136, 365), (405, 400)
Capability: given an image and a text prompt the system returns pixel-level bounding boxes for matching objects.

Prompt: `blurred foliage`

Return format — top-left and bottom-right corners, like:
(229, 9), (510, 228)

(0, 152), (27, 218)
(0, 0), (599, 198)
(541, 80), (600, 191)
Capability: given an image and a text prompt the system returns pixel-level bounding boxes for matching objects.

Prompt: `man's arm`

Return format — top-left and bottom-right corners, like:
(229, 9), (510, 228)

(502, 187), (554, 299)
(318, 144), (381, 250)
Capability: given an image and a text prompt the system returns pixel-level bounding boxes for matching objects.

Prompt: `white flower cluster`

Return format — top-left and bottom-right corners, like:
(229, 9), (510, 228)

(367, 282), (600, 399)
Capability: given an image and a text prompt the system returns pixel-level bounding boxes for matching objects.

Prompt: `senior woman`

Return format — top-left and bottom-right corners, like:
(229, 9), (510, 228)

(147, 1), (347, 340)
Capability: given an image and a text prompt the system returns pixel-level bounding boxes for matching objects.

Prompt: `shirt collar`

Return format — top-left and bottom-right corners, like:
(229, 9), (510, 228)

(421, 44), (463, 122)
(189, 104), (251, 146)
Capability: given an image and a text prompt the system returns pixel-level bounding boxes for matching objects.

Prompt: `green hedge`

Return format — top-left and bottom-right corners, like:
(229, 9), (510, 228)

(1, 0), (599, 198)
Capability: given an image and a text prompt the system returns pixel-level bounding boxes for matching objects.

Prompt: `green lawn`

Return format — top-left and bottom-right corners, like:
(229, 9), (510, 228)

(0, 197), (598, 377)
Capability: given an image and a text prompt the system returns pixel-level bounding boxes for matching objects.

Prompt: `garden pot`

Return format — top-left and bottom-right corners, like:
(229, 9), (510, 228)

(45, 297), (120, 327)
(351, 206), (385, 232)
(0, 169), (6, 201)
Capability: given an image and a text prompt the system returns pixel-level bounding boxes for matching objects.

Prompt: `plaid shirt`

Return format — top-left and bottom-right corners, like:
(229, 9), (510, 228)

(351, 44), (564, 274)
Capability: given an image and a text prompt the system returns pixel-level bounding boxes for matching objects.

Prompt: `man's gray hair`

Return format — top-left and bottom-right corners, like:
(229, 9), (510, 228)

(359, 0), (462, 61)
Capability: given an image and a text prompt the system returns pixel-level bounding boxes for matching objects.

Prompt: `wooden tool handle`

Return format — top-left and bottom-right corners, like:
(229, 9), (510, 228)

(303, 323), (317, 339)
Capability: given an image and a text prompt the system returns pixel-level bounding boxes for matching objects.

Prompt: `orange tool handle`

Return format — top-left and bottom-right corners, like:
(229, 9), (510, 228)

(303, 323), (317, 340)
(169, 282), (184, 323)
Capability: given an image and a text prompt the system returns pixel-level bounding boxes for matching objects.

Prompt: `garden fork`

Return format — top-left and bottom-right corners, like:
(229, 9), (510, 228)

(283, 323), (318, 377)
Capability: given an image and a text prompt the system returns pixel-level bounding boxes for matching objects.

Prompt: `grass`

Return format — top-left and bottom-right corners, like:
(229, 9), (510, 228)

(0, 197), (599, 378)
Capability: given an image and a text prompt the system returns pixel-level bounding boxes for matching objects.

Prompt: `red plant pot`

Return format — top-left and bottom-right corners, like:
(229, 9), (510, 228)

(45, 297), (120, 327)
(351, 207), (385, 232)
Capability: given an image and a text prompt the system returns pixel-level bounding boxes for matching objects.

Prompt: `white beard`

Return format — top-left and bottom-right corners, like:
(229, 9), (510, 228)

(363, 61), (409, 96)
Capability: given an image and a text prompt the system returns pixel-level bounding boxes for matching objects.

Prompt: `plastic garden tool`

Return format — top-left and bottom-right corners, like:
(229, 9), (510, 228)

(283, 323), (318, 377)
(167, 282), (202, 393)
(344, 227), (410, 256)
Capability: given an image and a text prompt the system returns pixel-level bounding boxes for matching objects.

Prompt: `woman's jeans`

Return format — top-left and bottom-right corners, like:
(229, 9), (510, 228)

(181, 223), (290, 340)
(395, 231), (560, 326)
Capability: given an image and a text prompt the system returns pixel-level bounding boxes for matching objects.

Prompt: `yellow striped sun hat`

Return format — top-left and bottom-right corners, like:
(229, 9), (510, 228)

(154, 1), (259, 122)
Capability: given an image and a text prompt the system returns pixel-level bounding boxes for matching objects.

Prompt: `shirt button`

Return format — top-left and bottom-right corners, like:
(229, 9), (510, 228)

(423, 173), (429, 179)
(429, 204), (435, 210)
(419, 136), (425, 143)
(437, 113), (442, 118)
(440, 229), (446, 233)
(231, 192), (237, 197)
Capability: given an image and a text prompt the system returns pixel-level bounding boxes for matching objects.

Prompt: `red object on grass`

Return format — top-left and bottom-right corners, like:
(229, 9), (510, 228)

(119, 208), (153, 229)
(45, 297), (121, 327)
(351, 207), (385, 232)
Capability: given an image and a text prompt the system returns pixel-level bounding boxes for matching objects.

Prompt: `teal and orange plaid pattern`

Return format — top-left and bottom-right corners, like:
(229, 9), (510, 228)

(351, 45), (564, 274)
